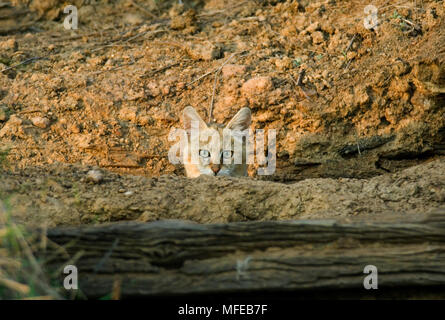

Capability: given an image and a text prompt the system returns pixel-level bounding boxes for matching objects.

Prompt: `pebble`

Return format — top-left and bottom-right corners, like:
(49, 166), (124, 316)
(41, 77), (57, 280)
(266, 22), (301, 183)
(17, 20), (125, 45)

(8, 114), (22, 125)
(31, 116), (50, 129)
(311, 31), (324, 44)
(241, 76), (274, 96)
(0, 38), (18, 51)
(222, 64), (247, 78)
(186, 42), (221, 61)
(123, 13), (144, 25)
(86, 170), (103, 184)
(118, 107), (137, 123)
(273, 57), (292, 71)
(306, 22), (320, 33)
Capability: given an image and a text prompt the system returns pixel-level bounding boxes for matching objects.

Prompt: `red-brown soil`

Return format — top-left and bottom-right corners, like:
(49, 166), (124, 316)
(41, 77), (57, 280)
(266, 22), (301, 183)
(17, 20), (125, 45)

(0, 0), (444, 226)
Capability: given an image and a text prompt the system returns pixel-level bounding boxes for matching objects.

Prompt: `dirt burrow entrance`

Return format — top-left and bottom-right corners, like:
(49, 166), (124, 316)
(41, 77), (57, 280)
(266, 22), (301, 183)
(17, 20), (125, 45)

(0, 0), (444, 226)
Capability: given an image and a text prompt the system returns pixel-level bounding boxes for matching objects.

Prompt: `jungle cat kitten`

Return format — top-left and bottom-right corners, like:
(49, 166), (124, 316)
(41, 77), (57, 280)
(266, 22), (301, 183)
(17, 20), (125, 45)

(182, 106), (251, 178)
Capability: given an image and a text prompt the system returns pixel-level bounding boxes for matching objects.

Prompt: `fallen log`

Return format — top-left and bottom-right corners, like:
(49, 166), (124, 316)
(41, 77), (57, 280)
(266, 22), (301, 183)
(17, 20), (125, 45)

(42, 209), (445, 298)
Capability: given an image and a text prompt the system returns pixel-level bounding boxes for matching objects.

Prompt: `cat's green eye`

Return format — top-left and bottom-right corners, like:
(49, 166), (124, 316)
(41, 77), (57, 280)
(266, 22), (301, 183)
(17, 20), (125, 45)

(222, 150), (233, 159)
(199, 149), (210, 158)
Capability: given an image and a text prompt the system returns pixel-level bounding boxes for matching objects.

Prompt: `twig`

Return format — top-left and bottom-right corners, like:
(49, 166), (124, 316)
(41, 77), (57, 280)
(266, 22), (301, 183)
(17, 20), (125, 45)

(296, 69), (305, 86)
(345, 34), (357, 55)
(10, 222), (62, 299)
(342, 34), (357, 70)
(91, 29), (166, 52)
(187, 52), (239, 89)
(400, 18), (422, 32)
(186, 68), (216, 87)
(129, 0), (157, 19)
(289, 72), (311, 101)
(141, 61), (181, 78)
(0, 57), (47, 73)
(209, 52), (238, 122)
(380, 2), (426, 12)
(52, 250), (84, 277)
(92, 59), (136, 75)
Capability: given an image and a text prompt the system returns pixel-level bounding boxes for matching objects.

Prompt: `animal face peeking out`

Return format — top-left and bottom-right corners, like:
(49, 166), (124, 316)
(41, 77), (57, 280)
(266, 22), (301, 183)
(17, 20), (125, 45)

(182, 106), (252, 178)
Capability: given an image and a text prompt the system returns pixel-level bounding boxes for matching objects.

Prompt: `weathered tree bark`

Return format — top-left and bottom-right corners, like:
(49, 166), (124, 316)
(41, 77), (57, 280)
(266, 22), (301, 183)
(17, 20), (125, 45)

(42, 209), (445, 298)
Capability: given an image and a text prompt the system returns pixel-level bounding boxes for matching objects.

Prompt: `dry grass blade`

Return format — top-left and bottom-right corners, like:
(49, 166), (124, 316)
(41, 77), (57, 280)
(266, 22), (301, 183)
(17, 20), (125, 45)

(23, 296), (54, 300)
(0, 201), (62, 299)
(0, 277), (30, 295)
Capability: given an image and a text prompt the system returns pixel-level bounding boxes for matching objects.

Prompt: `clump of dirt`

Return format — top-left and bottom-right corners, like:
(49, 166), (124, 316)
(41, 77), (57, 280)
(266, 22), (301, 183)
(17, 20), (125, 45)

(0, 0), (444, 226)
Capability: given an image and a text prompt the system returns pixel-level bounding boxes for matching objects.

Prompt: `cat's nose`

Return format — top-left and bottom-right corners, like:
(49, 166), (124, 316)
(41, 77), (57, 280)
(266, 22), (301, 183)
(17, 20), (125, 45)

(210, 165), (221, 174)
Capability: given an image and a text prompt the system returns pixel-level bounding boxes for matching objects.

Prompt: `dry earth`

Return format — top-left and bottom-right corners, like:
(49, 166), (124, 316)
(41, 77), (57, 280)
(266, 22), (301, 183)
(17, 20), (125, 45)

(0, 158), (444, 227)
(0, 0), (444, 227)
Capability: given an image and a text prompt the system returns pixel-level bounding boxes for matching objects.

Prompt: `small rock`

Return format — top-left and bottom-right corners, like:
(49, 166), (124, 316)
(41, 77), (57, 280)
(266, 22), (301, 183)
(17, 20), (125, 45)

(321, 22), (335, 34)
(322, 70), (330, 79)
(222, 64), (247, 78)
(78, 5), (95, 24)
(31, 116), (50, 129)
(87, 56), (106, 66)
(152, 110), (176, 123)
(0, 106), (8, 122)
(118, 107), (138, 123)
(347, 51), (357, 60)
(124, 191), (134, 196)
(169, 2), (185, 17)
(8, 114), (22, 125)
(69, 123), (81, 133)
(176, 82), (185, 90)
(186, 42), (222, 61)
(147, 81), (161, 96)
(306, 22), (320, 33)
(137, 115), (151, 126)
(0, 38), (18, 51)
(161, 85), (170, 96)
(241, 76), (274, 96)
(392, 59), (411, 76)
(86, 170), (103, 184)
(273, 57), (293, 71)
(123, 13), (144, 25)
(311, 31), (324, 44)
(170, 9), (197, 30)
(435, 189), (445, 202)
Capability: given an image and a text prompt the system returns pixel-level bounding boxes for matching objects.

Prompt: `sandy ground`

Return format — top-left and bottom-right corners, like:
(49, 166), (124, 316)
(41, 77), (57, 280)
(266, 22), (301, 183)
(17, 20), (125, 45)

(0, 0), (444, 226)
(0, 158), (443, 226)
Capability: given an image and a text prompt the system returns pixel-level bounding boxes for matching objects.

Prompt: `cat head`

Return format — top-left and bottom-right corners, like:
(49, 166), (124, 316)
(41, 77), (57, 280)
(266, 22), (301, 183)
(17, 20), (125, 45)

(182, 106), (251, 178)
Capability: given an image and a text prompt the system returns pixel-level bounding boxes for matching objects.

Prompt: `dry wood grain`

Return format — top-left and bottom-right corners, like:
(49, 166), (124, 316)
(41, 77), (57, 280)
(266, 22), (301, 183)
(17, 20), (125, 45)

(41, 209), (445, 298)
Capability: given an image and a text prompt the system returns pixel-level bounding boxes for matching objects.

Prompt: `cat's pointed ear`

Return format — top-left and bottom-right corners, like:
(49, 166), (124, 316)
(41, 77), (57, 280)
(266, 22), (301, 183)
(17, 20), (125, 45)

(182, 106), (208, 133)
(226, 107), (251, 131)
